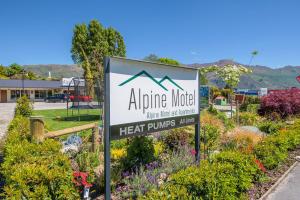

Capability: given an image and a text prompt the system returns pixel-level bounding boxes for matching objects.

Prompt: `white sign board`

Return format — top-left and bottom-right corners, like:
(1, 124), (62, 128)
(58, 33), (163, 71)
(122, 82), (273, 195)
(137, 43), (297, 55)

(106, 57), (199, 140)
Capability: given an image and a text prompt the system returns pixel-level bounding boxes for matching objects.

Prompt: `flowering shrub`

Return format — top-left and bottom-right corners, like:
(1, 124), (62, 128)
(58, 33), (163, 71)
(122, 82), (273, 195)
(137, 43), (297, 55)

(258, 88), (300, 119)
(73, 171), (93, 191)
(111, 148), (126, 161)
(121, 136), (155, 170)
(117, 146), (194, 199)
(162, 127), (193, 150)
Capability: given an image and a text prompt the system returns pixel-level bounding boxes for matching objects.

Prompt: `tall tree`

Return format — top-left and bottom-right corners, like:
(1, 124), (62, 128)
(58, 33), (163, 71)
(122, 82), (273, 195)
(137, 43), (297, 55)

(71, 20), (126, 95)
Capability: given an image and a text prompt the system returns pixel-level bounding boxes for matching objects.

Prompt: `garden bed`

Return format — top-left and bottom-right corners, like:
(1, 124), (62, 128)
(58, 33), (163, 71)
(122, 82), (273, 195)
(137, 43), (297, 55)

(248, 145), (300, 199)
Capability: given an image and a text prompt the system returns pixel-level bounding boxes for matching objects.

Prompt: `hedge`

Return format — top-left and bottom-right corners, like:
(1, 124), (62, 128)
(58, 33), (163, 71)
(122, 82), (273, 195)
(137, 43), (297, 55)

(1, 115), (79, 199)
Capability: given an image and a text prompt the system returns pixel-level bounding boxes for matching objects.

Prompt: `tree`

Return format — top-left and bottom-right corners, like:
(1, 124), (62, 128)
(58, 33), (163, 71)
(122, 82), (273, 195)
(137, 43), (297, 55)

(158, 57), (180, 65)
(71, 20), (126, 95)
(144, 54), (159, 62)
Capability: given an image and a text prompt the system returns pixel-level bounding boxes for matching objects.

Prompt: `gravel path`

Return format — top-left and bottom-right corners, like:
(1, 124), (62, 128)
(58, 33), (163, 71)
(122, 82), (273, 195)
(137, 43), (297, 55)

(265, 162), (300, 200)
(0, 103), (16, 139)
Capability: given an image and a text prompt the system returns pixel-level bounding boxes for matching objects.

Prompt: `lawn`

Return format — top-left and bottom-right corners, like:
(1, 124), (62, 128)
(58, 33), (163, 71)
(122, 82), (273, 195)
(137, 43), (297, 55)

(33, 109), (102, 131)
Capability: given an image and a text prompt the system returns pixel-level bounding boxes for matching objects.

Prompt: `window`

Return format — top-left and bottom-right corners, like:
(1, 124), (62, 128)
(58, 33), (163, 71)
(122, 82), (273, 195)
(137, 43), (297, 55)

(35, 90), (46, 99)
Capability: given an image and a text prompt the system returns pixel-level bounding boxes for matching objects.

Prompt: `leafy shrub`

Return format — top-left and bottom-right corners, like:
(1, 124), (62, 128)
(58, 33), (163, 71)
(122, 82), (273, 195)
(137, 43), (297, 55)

(122, 136), (155, 170)
(258, 120), (284, 135)
(2, 139), (78, 199)
(2, 112), (78, 199)
(75, 148), (100, 183)
(211, 151), (263, 192)
(240, 96), (260, 112)
(162, 127), (192, 150)
(201, 124), (221, 152)
(239, 112), (260, 126)
(14, 95), (33, 117)
(254, 139), (287, 169)
(143, 151), (262, 200)
(111, 138), (128, 149)
(207, 106), (235, 131)
(246, 104), (260, 113)
(119, 146), (194, 199)
(258, 88), (300, 119)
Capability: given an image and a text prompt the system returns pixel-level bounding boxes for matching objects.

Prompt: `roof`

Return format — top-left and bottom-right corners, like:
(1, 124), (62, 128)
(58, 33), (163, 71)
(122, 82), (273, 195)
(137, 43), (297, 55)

(215, 96), (226, 99)
(0, 79), (61, 89)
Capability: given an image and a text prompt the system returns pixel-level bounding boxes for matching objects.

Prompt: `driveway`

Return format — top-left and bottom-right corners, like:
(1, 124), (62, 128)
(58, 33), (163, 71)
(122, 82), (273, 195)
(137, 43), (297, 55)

(0, 102), (67, 139)
(266, 162), (300, 200)
(0, 103), (16, 139)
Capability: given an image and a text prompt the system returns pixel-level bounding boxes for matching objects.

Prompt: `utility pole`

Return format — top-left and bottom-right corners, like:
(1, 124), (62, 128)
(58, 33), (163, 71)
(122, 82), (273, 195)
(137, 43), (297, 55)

(22, 68), (25, 96)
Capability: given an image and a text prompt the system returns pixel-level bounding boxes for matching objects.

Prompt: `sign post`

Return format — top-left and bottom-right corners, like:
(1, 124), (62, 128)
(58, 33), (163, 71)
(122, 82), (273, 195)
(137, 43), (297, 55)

(103, 57), (200, 199)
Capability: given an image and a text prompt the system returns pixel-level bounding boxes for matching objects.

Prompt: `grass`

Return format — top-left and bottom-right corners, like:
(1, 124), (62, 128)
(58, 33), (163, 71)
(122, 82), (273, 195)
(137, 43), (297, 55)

(32, 109), (102, 131)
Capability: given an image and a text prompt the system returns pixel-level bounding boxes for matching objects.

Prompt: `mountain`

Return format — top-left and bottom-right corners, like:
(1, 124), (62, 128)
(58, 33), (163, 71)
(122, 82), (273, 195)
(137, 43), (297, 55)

(21, 60), (300, 89)
(23, 64), (83, 79)
(189, 59), (300, 89)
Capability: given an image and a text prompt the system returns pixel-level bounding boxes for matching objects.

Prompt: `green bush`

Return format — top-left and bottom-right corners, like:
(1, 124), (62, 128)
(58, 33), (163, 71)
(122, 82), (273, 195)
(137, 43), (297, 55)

(258, 120), (283, 135)
(76, 148), (101, 183)
(211, 151), (262, 192)
(246, 104), (260, 113)
(2, 139), (78, 199)
(201, 124), (221, 152)
(122, 136), (155, 170)
(254, 133), (292, 169)
(240, 96), (260, 112)
(162, 127), (192, 150)
(239, 112), (260, 126)
(143, 151), (261, 200)
(1, 113), (78, 199)
(14, 95), (33, 117)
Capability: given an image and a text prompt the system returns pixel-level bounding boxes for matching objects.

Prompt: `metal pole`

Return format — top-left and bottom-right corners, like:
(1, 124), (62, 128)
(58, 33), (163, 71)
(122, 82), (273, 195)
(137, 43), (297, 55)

(104, 57), (111, 199)
(22, 69), (25, 96)
(195, 70), (201, 164)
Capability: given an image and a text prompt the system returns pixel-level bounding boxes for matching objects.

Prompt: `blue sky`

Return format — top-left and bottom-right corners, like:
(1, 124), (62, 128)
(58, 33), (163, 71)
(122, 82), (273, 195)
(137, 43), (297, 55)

(0, 0), (299, 68)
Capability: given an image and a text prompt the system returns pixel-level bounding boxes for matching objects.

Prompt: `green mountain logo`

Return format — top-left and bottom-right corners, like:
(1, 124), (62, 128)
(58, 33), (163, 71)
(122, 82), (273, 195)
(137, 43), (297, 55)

(118, 70), (183, 91)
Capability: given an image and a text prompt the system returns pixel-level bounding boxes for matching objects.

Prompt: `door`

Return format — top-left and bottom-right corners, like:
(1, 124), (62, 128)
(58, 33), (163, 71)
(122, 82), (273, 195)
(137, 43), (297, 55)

(0, 90), (7, 103)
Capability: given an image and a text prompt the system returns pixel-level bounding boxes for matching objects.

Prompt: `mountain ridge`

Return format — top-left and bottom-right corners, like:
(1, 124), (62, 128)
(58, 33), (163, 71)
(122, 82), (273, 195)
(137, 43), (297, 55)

(21, 60), (300, 89)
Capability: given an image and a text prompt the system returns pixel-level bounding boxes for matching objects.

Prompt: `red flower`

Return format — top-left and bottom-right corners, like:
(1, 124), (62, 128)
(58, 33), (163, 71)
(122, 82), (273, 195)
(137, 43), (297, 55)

(73, 171), (93, 188)
(190, 149), (197, 155)
(254, 159), (266, 173)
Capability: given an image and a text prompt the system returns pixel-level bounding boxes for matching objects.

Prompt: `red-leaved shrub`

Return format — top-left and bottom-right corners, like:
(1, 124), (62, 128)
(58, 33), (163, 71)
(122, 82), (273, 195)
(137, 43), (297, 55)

(258, 88), (300, 119)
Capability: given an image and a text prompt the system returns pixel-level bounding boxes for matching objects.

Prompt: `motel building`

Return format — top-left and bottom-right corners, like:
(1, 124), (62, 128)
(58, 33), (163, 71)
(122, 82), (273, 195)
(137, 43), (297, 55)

(0, 79), (72, 103)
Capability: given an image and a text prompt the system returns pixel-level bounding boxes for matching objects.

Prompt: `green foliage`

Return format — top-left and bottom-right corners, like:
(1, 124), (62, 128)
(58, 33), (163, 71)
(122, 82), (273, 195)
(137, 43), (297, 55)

(14, 95), (33, 117)
(157, 58), (180, 65)
(71, 19), (126, 82)
(258, 120), (283, 135)
(2, 112), (78, 199)
(162, 127), (193, 150)
(239, 112), (260, 126)
(201, 124), (221, 152)
(246, 104), (260, 113)
(207, 105), (235, 131)
(119, 146), (194, 199)
(211, 151), (262, 191)
(142, 151), (263, 200)
(240, 96), (261, 112)
(122, 136), (155, 170)
(75, 148), (100, 183)
(254, 138), (287, 169)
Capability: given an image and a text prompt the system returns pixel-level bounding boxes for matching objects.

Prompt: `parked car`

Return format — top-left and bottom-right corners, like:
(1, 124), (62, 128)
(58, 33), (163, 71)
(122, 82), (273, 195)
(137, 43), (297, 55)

(69, 95), (92, 102)
(45, 94), (69, 103)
